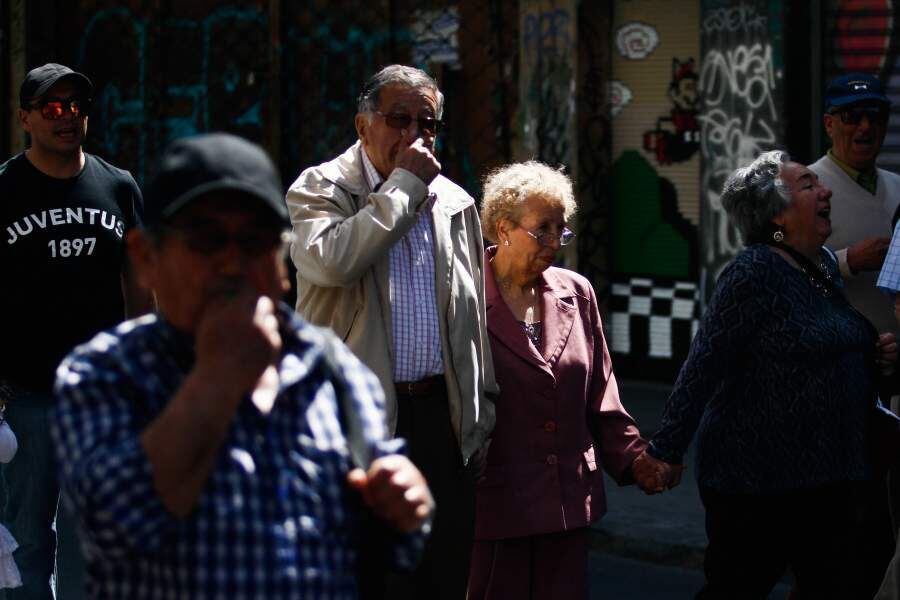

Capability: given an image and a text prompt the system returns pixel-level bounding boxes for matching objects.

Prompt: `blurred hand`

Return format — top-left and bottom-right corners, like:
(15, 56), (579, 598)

(347, 454), (434, 533)
(394, 138), (441, 185)
(632, 450), (685, 494)
(194, 288), (281, 397)
(877, 332), (898, 376)
(847, 236), (890, 273)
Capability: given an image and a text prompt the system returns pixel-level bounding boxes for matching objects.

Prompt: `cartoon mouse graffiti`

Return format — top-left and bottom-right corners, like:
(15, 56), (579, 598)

(643, 58), (700, 165)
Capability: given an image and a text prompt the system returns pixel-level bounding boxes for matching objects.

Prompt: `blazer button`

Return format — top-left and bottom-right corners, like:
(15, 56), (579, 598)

(543, 421), (557, 433)
(546, 454), (558, 465)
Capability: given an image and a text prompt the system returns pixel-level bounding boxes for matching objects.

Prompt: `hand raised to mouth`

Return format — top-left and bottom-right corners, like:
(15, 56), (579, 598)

(394, 138), (441, 185)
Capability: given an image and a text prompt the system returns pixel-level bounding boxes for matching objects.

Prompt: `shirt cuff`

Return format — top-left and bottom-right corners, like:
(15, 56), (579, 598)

(836, 247), (854, 278)
(646, 440), (684, 466)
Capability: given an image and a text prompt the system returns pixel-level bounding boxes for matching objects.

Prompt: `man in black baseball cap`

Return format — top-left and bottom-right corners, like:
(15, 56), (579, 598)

(810, 71), (900, 597)
(19, 63), (93, 111)
(50, 132), (433, 597)
(0, 62), (150, 597)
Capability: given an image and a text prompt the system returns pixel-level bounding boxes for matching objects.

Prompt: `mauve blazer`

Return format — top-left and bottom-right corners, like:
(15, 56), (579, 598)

(475, 248), (647, 540)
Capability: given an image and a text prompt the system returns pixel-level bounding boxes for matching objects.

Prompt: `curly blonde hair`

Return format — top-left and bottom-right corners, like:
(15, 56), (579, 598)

(480, 161), (577, 243)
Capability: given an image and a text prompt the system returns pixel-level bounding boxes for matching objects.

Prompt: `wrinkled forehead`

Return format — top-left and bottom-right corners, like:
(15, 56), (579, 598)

(378, 84), (438, 113)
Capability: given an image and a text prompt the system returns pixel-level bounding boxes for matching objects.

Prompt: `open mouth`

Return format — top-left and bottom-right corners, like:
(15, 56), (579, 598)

(55, 127), (79, 140)
(817, 206), (831, 221)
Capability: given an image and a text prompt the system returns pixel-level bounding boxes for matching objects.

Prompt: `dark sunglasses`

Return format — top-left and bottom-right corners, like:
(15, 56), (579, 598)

(31, 96), (92, 121)
(831, 105), (890, 125)
(375, 111), (444, 135)
(160, 225), (291, 257)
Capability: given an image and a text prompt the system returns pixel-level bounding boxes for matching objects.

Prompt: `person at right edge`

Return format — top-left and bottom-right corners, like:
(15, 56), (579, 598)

(809, 72), (900, 593)
(646, 150), (898, 599)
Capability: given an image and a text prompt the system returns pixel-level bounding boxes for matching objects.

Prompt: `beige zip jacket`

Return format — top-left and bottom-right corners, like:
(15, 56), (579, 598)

(285, 142), (497, 464)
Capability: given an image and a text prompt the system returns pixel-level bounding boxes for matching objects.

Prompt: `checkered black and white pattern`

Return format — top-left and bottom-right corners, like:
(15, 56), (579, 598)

(52, 305), (425, 599)
(609, 277), (700, 360)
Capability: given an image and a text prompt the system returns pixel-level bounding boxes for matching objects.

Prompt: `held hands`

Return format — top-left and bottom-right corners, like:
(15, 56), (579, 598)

(632, 450), (685, 495)
(847, 236), (890, 273)
(393, 138), (441, 185)
(194, 286), (282, 397)
(347, 454), (435, 534)
(876, 332), (898, 377)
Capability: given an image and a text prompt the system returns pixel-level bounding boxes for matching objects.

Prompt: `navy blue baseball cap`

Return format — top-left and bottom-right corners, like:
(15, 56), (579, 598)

(19, 63), (92, 109)
(144, 133), (289, 227)
(824, 72), (890, 110)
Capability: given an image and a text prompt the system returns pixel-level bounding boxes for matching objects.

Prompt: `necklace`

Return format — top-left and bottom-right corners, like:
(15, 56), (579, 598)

(766, 241), (835, 298)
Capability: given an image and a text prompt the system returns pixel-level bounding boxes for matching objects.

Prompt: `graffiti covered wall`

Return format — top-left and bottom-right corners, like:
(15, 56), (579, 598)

(698, 0), (785, 298)
(608, 0), (701, 379)
(38, 0), (516, 199)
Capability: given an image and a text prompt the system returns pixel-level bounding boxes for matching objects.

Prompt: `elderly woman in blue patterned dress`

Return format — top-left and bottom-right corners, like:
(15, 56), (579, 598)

(640, 150), (898, 599)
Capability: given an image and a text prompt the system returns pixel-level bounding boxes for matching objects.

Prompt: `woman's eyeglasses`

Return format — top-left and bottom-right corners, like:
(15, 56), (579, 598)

(522, 226), (576, 247)
(375, 111), (444, 135)
(31, 96), (92, 121)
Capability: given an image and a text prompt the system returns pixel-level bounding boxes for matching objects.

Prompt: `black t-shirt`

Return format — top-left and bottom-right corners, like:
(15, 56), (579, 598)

(0, 152), (143, 393)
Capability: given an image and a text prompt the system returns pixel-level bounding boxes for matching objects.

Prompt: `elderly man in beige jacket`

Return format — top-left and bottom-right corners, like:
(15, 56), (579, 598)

(284, 65), (497, 599)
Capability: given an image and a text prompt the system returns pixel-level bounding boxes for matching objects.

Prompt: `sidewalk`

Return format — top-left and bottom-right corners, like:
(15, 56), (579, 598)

(590, 379), (707, 569)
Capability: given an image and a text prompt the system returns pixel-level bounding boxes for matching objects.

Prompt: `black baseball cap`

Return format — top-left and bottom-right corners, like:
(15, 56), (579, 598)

(824, 72), (890, 110)
(144, 133), (289, 227)
(19, 63), (93, 109)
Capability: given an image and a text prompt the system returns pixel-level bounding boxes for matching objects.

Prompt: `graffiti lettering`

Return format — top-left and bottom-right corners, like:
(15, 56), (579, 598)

(701, 4), (767, 35)
(77, 7), (266, 183)
(520, 5), (575, 167)
(700, 43), (776, 119)
(522, 8), (573, 67)
(699, 0), (782, 298)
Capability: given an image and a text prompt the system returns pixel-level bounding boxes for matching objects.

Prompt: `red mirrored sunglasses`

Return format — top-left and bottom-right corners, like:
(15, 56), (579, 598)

(31, 96), (92, 121)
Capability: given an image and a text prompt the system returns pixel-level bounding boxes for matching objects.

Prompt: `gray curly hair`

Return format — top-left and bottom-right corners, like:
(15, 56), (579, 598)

(721, 150), (793, 244)
(357, 65), (445, 120)
(480, 161), (577, 244)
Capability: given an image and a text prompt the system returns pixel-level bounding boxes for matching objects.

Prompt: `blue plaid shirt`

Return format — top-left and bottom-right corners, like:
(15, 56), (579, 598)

(52, 304), (427, 599)
(878, 220), (900, 296)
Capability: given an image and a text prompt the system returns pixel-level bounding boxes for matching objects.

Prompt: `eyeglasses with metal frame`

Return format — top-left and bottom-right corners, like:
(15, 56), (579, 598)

(522, 226), (576, 247)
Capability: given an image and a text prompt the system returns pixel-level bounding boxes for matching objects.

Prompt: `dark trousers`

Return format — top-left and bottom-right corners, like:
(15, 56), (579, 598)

(696, 483), (869, 600)
(385, 382), (475, 600)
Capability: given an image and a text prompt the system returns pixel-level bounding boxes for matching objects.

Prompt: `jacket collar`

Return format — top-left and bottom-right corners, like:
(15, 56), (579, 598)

(484, 247), (579, 373)
(319, 141), (474, 216)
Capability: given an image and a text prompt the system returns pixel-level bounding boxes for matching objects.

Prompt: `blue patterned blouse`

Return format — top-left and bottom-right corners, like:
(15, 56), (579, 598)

(648, 244), (877, 494)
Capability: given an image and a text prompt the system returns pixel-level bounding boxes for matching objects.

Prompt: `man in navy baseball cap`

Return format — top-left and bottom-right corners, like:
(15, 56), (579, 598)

(811, 71), (899, 597)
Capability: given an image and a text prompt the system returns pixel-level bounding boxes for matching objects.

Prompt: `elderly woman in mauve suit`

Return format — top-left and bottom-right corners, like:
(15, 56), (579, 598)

(467, 161), (680, 600)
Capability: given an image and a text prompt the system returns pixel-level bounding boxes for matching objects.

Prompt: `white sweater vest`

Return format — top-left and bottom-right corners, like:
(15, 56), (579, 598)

(811, 154), (900, 333)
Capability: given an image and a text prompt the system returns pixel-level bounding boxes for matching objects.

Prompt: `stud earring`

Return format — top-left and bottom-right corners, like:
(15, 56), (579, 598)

(503, 239), (510, 246)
